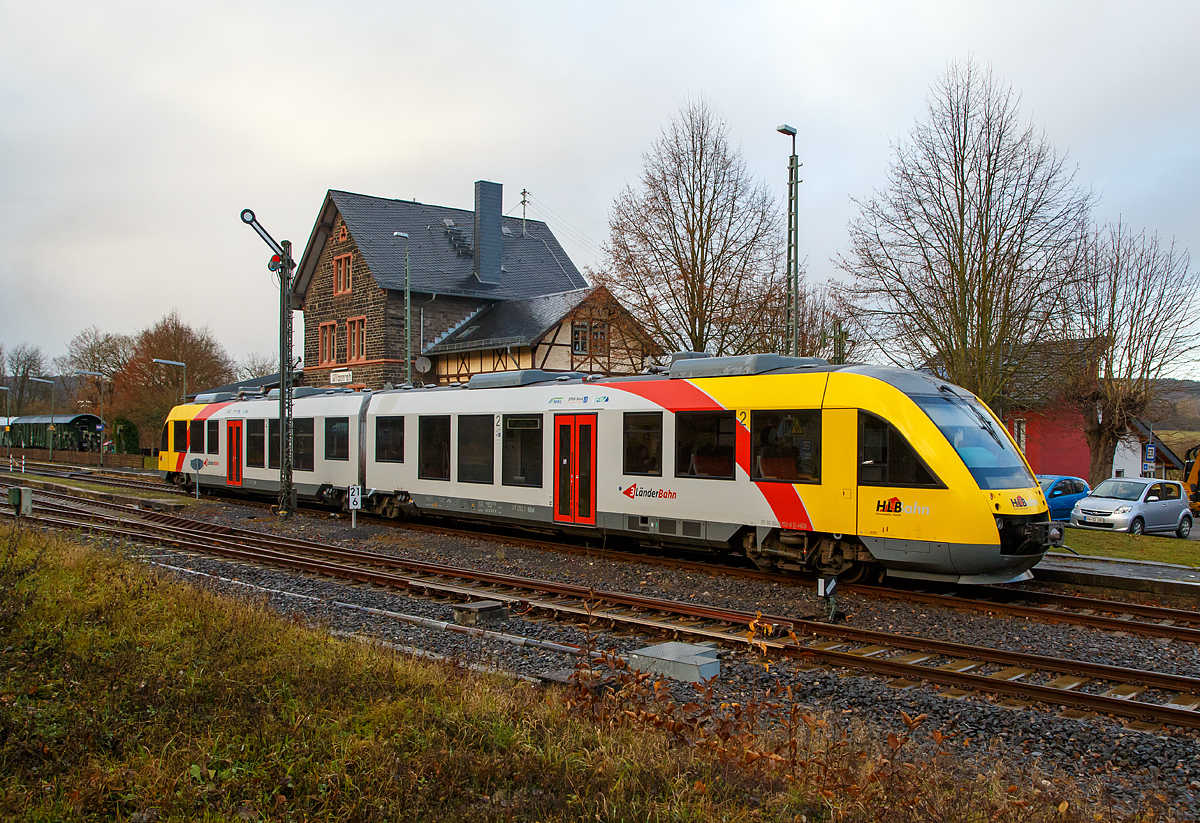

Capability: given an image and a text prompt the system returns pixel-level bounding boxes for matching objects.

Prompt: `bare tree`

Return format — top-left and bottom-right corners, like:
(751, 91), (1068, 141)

(1067, 222), (1200, 484)
(601, 98), (784, 356)
(839, 60), (1092, 410)
(238, 351), (278, 380)
(6, 343), (48, 415)
(66, 325), (133, 424)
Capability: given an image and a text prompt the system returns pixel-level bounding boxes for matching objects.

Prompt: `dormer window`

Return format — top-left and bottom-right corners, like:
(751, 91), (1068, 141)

(334, 254), (352, 294)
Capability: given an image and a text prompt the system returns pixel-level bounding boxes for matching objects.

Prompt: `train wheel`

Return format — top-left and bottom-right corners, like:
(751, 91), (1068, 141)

(839, 562), (879, 584)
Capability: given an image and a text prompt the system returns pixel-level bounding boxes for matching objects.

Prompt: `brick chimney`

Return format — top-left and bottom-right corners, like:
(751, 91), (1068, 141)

(473, 180), (503, 285)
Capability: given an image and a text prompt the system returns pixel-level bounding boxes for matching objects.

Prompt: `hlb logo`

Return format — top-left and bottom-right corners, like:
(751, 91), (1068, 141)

(876, 497), (929, 516)
(622, 483), (677, 500)
(1010, 495), (1028, 508)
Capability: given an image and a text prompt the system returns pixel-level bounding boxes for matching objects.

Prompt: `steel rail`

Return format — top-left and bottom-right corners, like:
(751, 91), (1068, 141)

(11, 504), (1200, 730)
(849, 583), (1200, 642)
(10, 480), (1200, 647)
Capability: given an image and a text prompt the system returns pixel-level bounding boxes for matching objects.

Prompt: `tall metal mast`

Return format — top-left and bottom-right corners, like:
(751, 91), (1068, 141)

(241, 209), (296, 515)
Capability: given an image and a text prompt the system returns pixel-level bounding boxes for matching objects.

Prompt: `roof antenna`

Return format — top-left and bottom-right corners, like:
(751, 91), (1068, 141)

(520, 188), (529, 237)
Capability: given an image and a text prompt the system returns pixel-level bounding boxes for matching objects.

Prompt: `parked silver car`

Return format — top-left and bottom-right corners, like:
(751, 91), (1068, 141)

(1070, 477), (1192, 537)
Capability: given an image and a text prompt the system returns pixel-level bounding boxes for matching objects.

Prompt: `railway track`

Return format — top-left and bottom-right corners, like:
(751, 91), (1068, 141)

(0, 462), (184, 496)
(3, 478), (1198, 643)
(6, 490), (1200, 731)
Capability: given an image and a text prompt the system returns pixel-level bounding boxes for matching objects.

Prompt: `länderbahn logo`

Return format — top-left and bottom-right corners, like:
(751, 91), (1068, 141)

(622, 483), (677, 500)
(876, 497), (929, 516)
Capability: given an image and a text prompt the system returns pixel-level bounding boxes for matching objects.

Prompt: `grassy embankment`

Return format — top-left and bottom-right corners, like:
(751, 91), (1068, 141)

(0, 525), (1168, 822)
(1062, 526), (1200, 567)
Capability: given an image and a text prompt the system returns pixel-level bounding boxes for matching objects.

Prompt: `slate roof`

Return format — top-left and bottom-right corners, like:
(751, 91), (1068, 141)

(294, 189), (590, 305)
(425, 288), (595, 354)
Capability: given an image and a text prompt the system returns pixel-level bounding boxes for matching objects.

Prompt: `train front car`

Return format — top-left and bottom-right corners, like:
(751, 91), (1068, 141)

(834, 366), (1061, 584)
(157, 402), (202, 485)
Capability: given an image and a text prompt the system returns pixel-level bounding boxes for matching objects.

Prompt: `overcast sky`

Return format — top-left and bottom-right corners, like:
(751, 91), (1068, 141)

(2, 0), (1197, 372)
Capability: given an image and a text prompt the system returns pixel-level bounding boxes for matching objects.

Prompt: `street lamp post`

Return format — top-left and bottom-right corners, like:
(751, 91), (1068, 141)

(29, 377), (55, 462)
(777, 124), (801, 357)
(75, 370), (107, 468)
(393, 232), (412, 384)
(0, 386), (9, 459)
(153, 359), (187, 405)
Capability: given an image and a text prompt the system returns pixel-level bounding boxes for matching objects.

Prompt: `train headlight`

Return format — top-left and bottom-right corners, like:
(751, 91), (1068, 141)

(1114, 505), (1132, 515)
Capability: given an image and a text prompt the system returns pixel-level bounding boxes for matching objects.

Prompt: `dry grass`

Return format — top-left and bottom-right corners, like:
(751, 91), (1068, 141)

(0, 525), (1177, 821)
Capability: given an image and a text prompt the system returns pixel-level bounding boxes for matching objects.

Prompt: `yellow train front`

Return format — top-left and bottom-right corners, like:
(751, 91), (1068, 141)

(680, 361), (1062, 583)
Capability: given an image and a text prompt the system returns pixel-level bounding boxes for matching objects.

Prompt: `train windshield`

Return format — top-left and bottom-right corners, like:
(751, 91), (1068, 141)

(913, 394), (1035, 490)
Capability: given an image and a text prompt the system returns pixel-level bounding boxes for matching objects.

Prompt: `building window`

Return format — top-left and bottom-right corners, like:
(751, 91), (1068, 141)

(572, 321), (589, 354)
(458, 414), (494, 484)
(675, 411), (735, 479)
(750, 409), (821, 483)
(502, 414), (542, 487)
(319, 322), (337, 366)
(418, 415), (451, 480)
(334, 254), (352, 295)
(591, 321), (608, 354)
(375, 416), (404, 463)
(325, 417), (350, 461)
(347, 316), (366, 362)
(623, 412), (662, 476)
(337, 225), (348, 242)
(1012, 418), (1027, 453)
(294, 418), (314, 472)
(247, 420), (265, 468)
(207, 419), (219, 455)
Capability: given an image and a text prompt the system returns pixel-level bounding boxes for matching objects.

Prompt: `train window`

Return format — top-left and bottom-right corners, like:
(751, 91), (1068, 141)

(457, 414), (494, 484)
(675, 411), (735, 480)
(294, 418), (314, 472)
(207, 420), (219, 455)
(325, 417), (350, 461)
(750, 410), (820, 483)
(268, 419), (280, 469)
(189, 420), (205, 454)
(173, 420), (188, 454)
(913, 394), (1034, 490)
(246, 420), (265, 468)
(161, 423), (169, 452)
(418, 415), (451, 481)
(623, 412), (662, 476)
(502, 414), (542, 487)
(858, 412), (939, 487)
(375, 416), (404, 463)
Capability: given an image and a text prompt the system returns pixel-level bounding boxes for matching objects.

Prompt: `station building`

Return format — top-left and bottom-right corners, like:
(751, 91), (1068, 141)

(293, 181), (660, 390)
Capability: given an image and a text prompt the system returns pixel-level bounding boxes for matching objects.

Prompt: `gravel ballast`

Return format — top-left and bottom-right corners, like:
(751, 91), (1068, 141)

(87, 498), (1200, 815)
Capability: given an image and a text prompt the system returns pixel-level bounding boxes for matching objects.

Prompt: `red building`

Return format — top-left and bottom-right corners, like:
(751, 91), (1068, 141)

(1003, 403), (1091, 478)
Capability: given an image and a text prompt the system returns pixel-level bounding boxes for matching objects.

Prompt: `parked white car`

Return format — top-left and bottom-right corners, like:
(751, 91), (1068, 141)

(1070, 478), (1192, 537)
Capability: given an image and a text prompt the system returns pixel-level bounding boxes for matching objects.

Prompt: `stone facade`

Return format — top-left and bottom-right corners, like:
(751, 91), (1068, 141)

(301, 214), (487, 388)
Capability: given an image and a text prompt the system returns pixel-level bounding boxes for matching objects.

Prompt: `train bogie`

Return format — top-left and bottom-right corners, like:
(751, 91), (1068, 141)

(157, 358), (1062, 584)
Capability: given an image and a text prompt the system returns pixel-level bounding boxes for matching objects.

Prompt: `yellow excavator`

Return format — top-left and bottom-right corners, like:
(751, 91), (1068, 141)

(1183, 444), (1200, 516)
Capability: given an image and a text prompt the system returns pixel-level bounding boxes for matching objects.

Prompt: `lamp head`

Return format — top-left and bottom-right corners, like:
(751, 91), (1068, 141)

(393, 232), (409, 239)
(777, 124), (797, 136)
(240, 209), (256, 224)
